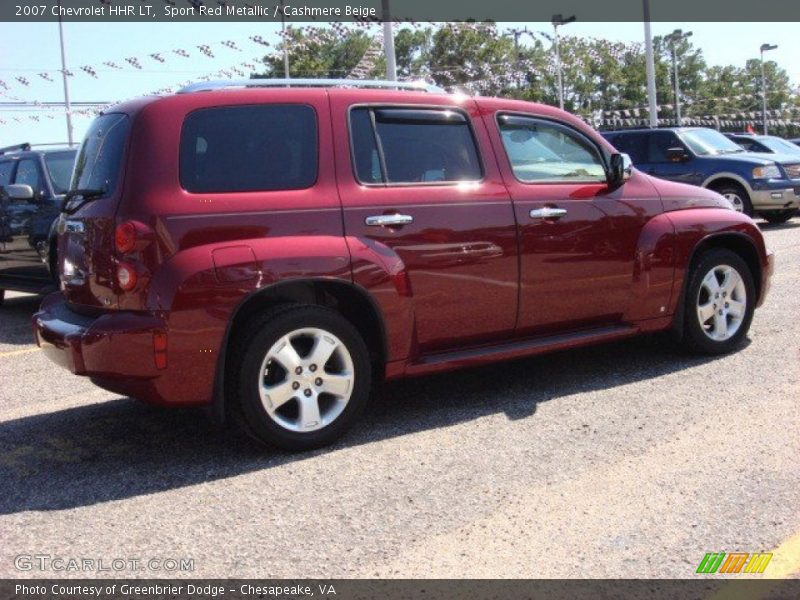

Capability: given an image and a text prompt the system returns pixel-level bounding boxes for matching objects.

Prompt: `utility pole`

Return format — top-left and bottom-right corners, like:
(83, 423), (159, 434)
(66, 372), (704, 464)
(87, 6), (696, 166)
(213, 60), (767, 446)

(57, 0), (74, 146)
(665, 29), (692, 126)
(642, 0), (658, 128)
(760, 43), (778, 135)
(551, 14), (575, 110)
(382, 0), (396, 81)
(279, 0), (289, 78)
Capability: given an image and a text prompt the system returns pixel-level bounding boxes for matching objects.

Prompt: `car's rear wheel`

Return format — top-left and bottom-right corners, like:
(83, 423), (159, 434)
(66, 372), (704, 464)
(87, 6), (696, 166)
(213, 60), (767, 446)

(229, 304), (371, 451)
(681, 249), (755, 354)
(761, 209), (797, 224)
(713, 183), (753, 216)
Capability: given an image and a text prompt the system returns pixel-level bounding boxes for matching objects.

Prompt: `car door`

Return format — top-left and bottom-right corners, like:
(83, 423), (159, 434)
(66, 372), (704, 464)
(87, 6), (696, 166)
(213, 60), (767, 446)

(486, 111), (663, 336)
(644, 130), (704, 185)
(0, 157), (49, 280)
(330, 93), (518, 354)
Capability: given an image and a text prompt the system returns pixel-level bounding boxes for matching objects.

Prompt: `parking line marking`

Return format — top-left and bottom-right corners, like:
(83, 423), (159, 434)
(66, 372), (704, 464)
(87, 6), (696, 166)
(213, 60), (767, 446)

(0, 347), (40, 358)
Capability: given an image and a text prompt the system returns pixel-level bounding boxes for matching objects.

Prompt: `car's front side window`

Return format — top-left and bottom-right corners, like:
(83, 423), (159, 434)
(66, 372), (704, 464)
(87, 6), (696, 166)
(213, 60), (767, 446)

(497, 114), (606, 183)
(14, 159), (43, 195)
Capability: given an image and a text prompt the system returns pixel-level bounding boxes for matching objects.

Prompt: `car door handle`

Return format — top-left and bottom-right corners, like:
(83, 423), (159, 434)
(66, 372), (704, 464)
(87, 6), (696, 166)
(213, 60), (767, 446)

(365, 214), (414, 227)
(529, 207), (567, 220)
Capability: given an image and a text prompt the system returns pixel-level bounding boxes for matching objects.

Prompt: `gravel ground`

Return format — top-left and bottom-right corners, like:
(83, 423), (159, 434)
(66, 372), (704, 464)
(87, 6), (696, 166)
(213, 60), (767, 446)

(0, 221), (798, 579)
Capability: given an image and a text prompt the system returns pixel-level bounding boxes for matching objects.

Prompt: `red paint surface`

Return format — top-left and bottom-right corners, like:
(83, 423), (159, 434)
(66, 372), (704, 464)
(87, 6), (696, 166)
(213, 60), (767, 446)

(34, 89), (772, 406)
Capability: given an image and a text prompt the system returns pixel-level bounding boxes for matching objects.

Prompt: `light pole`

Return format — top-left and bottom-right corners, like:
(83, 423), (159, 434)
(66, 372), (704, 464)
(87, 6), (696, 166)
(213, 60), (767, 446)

(551, 14), (575, 110)
(382, 0), (396, 81)
(665, 29), (692, 126)
(760, 43), (778, 135)
(279, 0), (289, 78)
(642, 0), (658, 127)
(56, 0), (74, 146)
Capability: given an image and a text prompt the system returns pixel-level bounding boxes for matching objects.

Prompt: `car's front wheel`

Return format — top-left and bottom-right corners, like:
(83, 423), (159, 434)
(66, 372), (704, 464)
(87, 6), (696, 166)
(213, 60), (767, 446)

(229, 304), (372, 451)
(713, 183), (753, 216)
(681, 249), (755, 354)
(761, 209), (797, 225)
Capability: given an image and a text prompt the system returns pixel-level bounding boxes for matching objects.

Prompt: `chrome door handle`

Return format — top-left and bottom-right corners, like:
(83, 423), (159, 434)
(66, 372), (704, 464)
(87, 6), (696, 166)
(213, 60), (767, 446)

(529, 207), (567, 220)
(365, 214), (414, 227)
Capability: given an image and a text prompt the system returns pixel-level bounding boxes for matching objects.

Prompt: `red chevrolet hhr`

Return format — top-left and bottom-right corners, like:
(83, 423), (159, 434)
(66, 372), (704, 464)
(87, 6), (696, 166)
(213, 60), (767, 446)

(33, 80), (773, 450)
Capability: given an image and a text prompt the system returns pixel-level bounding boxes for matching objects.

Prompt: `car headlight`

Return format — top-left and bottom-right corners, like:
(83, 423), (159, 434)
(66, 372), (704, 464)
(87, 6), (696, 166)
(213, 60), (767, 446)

(752, 164), (782, 179)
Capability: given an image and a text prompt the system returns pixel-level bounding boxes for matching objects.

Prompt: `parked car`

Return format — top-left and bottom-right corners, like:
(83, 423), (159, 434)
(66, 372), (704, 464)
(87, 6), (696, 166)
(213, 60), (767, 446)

(33, 80), (773, 450)
(724, 132), (800, 157)
(0, 143), (77, 305)
(602, 127), (800, 223)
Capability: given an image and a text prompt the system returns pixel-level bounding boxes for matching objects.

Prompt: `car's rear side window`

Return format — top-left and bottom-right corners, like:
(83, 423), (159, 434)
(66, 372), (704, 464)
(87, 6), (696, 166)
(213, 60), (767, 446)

(349, 107), (482, 185)
(180, 104), (317, 193)
(607, 133), (647, 164)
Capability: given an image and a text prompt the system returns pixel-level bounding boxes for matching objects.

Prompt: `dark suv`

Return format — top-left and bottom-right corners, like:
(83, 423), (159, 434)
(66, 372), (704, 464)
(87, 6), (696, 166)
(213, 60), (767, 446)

(603, 128), (800, 223)
(33, 80), (772, 450)
(0, 143), (77, 304)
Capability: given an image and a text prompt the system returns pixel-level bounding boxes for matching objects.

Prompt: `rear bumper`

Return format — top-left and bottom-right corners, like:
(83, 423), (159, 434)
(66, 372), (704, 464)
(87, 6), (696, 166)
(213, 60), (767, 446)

(32, 292), (201, 405)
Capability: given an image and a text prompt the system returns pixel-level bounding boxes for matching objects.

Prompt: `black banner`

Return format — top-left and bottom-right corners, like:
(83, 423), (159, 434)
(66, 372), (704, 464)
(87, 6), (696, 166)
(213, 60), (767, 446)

(3, 580), (800, 600)
(4, 0), (800, 23)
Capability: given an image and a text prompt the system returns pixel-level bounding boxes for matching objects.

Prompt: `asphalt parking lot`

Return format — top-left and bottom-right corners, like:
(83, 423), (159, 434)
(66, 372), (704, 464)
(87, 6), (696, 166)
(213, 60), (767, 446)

(0, 220), (799, 579)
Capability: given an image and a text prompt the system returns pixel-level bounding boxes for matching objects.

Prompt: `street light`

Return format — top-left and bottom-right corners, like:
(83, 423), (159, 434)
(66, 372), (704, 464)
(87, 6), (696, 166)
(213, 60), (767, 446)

(665, 29), (692, 126)
(551, 14), (576, 110)
(56, 0), (74, 146)
(760, 43), (778, 135)
(642, 0), (658, 128)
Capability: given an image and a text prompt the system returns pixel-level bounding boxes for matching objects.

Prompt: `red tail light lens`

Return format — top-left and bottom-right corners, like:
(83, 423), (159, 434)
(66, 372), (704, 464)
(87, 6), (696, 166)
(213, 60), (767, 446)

(116, 262), (138, 291)
(115, 222), (137, 254)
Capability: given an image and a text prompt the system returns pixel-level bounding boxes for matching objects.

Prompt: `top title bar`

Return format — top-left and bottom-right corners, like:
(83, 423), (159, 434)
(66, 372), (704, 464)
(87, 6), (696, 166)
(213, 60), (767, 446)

(4, 0), (800, 22)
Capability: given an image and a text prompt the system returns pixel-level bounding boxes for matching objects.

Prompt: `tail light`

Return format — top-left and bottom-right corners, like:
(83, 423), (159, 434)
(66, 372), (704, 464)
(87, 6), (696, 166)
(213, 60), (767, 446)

(115, 221), (137, 253)
(116, 262), (138, 291)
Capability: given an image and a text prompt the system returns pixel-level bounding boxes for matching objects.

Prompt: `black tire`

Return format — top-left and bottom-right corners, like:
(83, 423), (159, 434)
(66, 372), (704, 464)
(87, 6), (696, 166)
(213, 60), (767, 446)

(761, 209), (798, 224)
(0, 289), (4, 307)
(711, 182), (753, 216)
(681, 249), (756, 355)
(228, 304), (372, 451)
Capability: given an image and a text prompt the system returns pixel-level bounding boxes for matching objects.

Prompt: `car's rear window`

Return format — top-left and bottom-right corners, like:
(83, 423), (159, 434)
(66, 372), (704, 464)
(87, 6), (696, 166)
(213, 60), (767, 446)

(45, 150), (77, 194)
(179, 104), (317, 193)
(71, 113), (130, 195)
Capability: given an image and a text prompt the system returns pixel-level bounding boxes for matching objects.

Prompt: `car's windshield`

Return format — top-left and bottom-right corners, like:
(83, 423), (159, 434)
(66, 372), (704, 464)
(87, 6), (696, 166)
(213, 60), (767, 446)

(679, 129), (745, 156)
(760, 136), (800, 155)
(44, 150), (77, 194)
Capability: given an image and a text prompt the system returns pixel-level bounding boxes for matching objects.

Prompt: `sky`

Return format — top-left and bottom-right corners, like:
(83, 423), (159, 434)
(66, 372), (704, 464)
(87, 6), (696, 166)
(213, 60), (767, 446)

(1, 21), (798, 146)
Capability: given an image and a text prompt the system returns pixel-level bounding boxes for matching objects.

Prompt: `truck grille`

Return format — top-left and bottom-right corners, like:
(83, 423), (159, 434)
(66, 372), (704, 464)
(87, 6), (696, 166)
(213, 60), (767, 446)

(784, 163), (800, 179)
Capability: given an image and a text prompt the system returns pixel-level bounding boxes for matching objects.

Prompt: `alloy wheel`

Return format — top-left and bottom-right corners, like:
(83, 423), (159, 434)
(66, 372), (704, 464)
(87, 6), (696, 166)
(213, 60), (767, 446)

(696, 264), (747, 342)
(258, 327), (355, 432)
(722, 192), (745, 212)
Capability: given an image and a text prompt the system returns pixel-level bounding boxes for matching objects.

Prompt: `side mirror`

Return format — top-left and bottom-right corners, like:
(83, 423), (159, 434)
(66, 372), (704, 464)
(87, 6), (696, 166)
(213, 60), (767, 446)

(666, 147), (689, 162)
(607, 153), (633, 188)
(4, 184), (35, 201)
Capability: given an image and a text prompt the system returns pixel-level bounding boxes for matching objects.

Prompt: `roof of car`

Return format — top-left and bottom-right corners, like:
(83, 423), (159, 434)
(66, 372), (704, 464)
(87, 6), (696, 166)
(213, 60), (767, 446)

(0, 143), (76, 157)
(602, 127), (703, 135)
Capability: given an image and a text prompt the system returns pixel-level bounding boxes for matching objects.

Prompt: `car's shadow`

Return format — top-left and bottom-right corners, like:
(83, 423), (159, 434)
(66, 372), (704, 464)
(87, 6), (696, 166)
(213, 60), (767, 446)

(758, 219), (800, 231)
(0, 293), (42, 345)
(0, 333), (723, 515)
